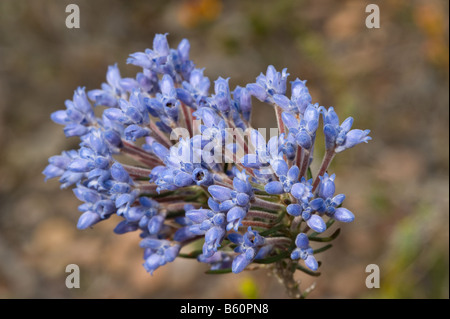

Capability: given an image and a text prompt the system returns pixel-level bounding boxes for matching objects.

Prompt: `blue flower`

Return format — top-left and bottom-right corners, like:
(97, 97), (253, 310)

(290, 177), (313, 204)
(51, 87), (96, 137)
(317, 173), (336, 199)
(186, 200), (227, 257)
(140, 239), (180, 274)
(177, 68), (210, 109)
(45, 33), (371, 283)
(127, 33), (170, 71)
(309, 174), (355, 223)
(208, 171), (253, 232)
(241, 130), (283, 172)
(291, 233), (318, 271)
(88, 64), (138, 107)
(210, 77), (232, 114)
(232, 86), (252, 121)
(282, 103), (320, 151)
(247, 65), (289, 103)
(290, 78), (312, 114)
(43, 150), (78, 182)
(228, 227), (266, 273)
(321, 106), (371, 152)
(198, 252), (233, 270)
(264, 159), (300, 194)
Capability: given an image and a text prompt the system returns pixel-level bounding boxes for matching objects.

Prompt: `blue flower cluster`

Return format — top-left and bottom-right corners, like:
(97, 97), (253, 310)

(44, 34), (371, 289)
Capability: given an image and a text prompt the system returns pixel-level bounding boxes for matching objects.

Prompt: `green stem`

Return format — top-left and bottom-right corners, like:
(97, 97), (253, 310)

(252, 197), (284, 211)
(246, 210), (278, 220)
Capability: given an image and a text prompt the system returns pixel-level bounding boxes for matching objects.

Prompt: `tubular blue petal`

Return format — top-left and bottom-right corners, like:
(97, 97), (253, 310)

(233, 177), (251, 194)
(231, 253), (252, 274)
(282, 112), (298, 130)
(176, 88), (194, 106)
(296, 131), (312, 150)
(272, 159), (289, 176)
(226, 206), (246, 223)
(287, 204), (302, 216)
(307, 215), (327, 233)
(290, 248), (301, 260)
(340, 117), (354, 133)
(218, 200), (234, 212)
(111, 162), (130, 183)
(186, 209), (211, 223)
(227, 233), (243, 244)
(265, 181), (284, 195)
(335, 129), (372, 153)
(113, 220), (138, 234)
(77, 211), (101, 230)
(164, 245), (180, 262)
(151, 142), (169, 159)
(332, 194), (346, 206)
(323, 107), (339, 126)
(160, 74), (176, 97)
(323, 124), (338, 150)
(304, 104), (319, 126)
(309, 198), (326, 212)
(273, 94), (291, 111)
(51, 110), (69, 125)
(207, 198), (220, 212)
(208, 185), (233, 201)
(148, 215), (164, 235)
(174, 227), (196, 242)
(124, 125), (150, 141)
(68, 159), (93, 173)
(305, 255), (318, 271)
(174, 171), (194, 187)
(236, 193), (250, 206)
(139, 238), (162, 249)
(42, 165), (64, 181)
(318, 173), (336, 199)
(143, 254), (162, 274)
(250, 129), (266, 151)
(295, 233), (310, 249)
(104, 108), (125, 122)
(246, 83), (268, 102)
(334, 208), (355, 223)
(241, 154), (263, 168)
(287, 165), (300, 181)
(153, 33), (170, 56)
(205, 226), (225, 249)
(64, 124), (88, 137)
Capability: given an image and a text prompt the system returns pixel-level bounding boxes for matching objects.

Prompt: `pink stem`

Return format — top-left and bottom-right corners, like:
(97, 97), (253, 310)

(149, 121), (172, 148)
(122, 164), (152, 178)
(274, 105), (285, 135)
(121, 141), (162, 167)
(300, 149), (310, 178)
(295, 145), (303, 169)
(252, 197), (284, 211)
(241, 220), (271, 229)
(181, 102), (193, 138)
(246, 210), (278, 220)
(312, 150), (335, 191)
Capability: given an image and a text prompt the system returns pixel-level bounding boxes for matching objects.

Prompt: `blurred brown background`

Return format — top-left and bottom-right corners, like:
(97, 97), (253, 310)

(0, 0), (448, 298)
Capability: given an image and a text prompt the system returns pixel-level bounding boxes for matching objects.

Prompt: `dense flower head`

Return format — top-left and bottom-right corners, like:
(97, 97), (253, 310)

(44, 33), (371, 297)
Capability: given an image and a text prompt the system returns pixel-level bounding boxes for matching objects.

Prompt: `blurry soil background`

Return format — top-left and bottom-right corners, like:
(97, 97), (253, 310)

(0, 0), (448, 298)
